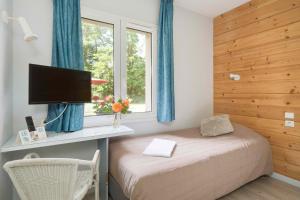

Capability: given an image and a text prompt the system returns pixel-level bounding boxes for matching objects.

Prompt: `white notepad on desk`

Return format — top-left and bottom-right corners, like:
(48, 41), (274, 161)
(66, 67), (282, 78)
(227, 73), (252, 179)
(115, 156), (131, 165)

(143, 138), (176, 158)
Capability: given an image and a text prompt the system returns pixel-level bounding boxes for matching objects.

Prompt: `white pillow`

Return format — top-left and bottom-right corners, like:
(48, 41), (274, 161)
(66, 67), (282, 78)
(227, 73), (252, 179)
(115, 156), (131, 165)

(200, 114), (234, 137)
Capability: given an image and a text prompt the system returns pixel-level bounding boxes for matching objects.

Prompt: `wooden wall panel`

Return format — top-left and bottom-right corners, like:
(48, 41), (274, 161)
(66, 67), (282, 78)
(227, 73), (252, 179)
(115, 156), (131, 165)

(215, 93), (300, 107)
(224, 114), (300, 137)
(214, 21), (300, 56)
(214, 0), (300, 35)
(214, 7), (300, 45)
(215, 37), (300, 65)
(215, 51), (300, 72)
(214, 0), (300, 180)
(214, 103), (300, 122)
(214, 0), (278, 25)
(215, 65), (300, 82)
(215, 80), (300, 94)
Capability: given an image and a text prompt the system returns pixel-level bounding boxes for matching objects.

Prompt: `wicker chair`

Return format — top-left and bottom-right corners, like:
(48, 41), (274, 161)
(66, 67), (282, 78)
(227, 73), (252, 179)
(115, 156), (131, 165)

(4, 150), (100, 200)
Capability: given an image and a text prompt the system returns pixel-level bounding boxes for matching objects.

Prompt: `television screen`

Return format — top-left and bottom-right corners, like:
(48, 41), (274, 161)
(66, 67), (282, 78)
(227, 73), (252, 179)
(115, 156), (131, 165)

(29, 64), (91, 104)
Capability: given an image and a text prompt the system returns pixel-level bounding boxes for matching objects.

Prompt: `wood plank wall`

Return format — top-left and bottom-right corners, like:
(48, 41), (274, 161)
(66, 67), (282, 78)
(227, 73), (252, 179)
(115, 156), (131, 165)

(213, 0), (300, 180)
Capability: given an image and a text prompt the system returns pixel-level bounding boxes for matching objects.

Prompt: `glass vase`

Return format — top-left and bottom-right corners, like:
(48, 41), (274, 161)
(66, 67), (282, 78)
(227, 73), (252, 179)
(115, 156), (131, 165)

(113, 113), (121, 128)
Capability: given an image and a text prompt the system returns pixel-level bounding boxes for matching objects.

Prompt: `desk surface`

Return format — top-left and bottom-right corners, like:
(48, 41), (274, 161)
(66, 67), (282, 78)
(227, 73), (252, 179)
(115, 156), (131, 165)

(1, 125), (134, 153)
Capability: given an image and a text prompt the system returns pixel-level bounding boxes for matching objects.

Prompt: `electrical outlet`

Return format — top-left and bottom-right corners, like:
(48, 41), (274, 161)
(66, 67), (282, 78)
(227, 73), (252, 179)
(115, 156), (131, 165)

(285, 120), (295, 128)
(285, 112), (294, 119)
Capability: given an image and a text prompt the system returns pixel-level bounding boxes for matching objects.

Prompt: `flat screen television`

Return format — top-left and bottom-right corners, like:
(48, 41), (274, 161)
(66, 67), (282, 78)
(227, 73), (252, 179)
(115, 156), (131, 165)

(29, 64), (91, 104)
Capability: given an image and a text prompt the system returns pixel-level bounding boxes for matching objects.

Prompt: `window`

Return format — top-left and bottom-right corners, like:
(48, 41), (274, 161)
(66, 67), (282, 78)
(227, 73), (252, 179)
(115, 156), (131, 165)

(82, 19), (114, 116)
(126, 28), (152, 113)
(81, 9), (156, 118)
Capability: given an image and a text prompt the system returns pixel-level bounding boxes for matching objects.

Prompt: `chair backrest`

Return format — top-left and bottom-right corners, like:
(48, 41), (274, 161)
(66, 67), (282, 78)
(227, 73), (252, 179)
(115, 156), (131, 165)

(4, 158), (79, 200)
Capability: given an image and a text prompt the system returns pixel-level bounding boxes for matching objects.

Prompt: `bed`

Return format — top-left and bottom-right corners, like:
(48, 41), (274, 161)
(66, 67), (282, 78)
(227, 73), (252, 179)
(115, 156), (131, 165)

(109, 123), (272, 200)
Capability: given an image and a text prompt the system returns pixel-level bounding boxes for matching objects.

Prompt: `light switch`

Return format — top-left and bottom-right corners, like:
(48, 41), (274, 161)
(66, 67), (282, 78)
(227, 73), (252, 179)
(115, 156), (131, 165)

(285, 112), (294, 119)
(285, 120), (295, 128)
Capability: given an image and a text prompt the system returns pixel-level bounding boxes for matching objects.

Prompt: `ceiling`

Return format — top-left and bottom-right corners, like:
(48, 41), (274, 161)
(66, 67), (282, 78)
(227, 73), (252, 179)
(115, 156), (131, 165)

(174, 0), (250, 17)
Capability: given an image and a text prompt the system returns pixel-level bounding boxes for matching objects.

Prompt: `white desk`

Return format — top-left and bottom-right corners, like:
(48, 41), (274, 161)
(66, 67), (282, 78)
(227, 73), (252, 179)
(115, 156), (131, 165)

(1, 125), (135, 200)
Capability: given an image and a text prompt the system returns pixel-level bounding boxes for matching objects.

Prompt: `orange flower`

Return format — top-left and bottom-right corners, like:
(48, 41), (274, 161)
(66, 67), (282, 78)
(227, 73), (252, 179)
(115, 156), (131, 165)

(112, 102), (123, 113)
(122, 99), (129, 107)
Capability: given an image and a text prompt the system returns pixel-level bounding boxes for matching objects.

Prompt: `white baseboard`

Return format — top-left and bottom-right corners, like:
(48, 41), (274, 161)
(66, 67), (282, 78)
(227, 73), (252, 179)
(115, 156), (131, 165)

(271, 172), (300, 188)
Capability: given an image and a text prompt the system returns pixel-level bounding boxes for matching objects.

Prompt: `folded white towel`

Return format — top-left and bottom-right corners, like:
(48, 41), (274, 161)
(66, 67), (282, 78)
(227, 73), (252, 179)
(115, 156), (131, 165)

(143, 138), (176, 158)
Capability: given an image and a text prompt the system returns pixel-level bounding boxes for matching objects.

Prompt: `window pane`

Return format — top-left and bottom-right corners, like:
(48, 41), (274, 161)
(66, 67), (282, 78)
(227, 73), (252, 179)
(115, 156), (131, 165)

(82, 19), (114, 116)
(126, 28), (152, 113)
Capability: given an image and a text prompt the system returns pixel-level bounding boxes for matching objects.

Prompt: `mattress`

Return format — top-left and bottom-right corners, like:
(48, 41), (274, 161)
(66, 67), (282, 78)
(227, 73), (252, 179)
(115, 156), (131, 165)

(109, 123), (273, 200)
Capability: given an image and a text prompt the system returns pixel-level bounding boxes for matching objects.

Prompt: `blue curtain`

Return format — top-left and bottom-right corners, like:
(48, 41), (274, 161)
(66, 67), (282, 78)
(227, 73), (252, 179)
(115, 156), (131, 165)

(46, 0), (84, 132)
(157, 0), (175, 122)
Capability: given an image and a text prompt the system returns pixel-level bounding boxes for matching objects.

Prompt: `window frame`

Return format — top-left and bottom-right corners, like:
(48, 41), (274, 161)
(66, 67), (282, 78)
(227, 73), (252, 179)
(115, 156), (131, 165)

(82, 7), (157, 127)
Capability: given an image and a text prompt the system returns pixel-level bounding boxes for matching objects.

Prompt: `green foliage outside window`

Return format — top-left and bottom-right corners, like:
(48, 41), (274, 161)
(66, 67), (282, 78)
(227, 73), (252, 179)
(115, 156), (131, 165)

(82, 20), (147, 114)
(127, 29), (146, 104)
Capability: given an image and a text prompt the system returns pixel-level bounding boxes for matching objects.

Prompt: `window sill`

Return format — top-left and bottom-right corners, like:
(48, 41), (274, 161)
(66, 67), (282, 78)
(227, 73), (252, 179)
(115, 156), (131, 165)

(83, 112), (156, 128)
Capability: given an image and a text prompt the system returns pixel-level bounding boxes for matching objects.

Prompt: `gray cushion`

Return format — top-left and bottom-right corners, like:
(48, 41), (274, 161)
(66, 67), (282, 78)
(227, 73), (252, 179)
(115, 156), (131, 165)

(200, 114), (234, 137)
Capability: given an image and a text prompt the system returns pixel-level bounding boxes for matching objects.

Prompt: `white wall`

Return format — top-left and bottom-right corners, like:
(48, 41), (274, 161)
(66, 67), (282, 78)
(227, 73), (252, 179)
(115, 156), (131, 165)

(11, 0), (212, 155)
(12, 0), (212, 136)
(10, 0), (213, 154)
(0, 0), (13, 199)
(12, 0), (52, 135)
(10, 0), (212, 198)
